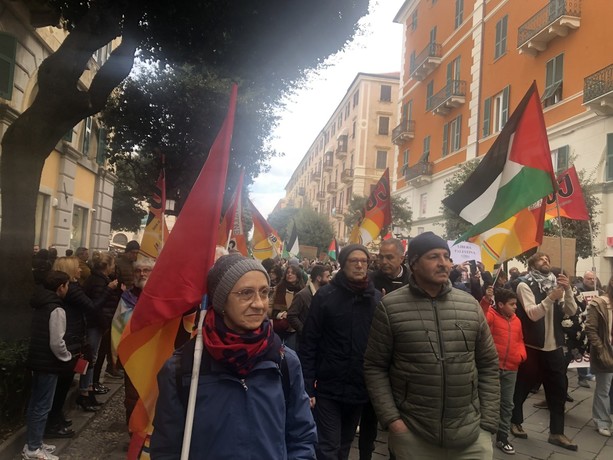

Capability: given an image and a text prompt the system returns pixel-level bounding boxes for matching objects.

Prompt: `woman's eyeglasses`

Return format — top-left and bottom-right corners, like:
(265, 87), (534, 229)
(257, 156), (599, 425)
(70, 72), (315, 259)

(230, 287), (271, 302)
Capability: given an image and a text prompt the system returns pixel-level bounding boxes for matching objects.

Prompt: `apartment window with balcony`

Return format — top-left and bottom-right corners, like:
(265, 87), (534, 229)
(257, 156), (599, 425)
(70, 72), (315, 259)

(495, 15), (508, 59)
(411, 10), (418, 31)
(483, 86), (509, 137)
(430, 26), (437, 44)
(455, 0), (464, 28)
(378, 116), (390, 135)
(82, 117), (93, 155)
(605, 133), (613, 182)
(422, 136), (431, 161)
(443, 115), (462, 156)
(380, 85), (392, 102)
(551, 145), (569, 174)
(0, 33), (17, 99)
(409, 50), (416, 72)
(376, 150), (387, 169)
(447, 56), (461, 82)
(353, 90), (359, 107)
(543, 53), (564, 108)
(402, 100), (413, 121)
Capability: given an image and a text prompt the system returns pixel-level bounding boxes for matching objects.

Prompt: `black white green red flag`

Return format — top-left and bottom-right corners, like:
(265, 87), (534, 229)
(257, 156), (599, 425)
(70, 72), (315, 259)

(442, 81), (556, 241)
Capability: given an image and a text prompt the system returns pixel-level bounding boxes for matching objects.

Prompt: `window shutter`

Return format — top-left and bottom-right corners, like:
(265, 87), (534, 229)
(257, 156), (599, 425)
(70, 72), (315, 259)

(483, 97), (491, 137)
(96, 127), (107, 165)
(442, 123), (449, 156)
(0, 33), (17, 100)
(607, 133), (613, 181)
(502, 86), (510, 126)
(456, 115), (462, 150)
(557, 145), (569, 171)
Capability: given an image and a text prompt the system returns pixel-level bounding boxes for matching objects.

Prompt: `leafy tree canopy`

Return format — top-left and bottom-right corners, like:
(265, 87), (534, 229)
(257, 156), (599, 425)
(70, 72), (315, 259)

(268, 206), (334, 255)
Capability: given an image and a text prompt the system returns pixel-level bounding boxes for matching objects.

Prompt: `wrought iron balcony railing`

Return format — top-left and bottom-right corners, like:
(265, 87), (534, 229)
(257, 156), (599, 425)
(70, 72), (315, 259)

(327, 182), (338, 193)
(427, 80), (466, 115)
(517, 0), (581, 56)
(323, 158), (333, 171)
(341, 169), (354, 183)
(409, 43), (442, 81)
(310, 169), (321, 182)
(583, 64), (613, 115)
(392, 119), (416, 145)
(404, 161), (433, 184)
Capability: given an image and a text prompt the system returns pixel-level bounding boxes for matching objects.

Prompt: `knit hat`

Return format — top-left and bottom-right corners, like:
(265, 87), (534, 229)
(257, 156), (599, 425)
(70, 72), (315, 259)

(207, 254), (270, 313)
(406, 232), (450, 267)
(338, 244), (370, 268)
(125, 240), (140, 252)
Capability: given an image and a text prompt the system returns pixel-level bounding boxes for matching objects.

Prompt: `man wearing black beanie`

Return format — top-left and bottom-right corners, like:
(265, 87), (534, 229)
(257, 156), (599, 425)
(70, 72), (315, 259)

(364, 231), (500, 459)
(300, 244), (381, 460)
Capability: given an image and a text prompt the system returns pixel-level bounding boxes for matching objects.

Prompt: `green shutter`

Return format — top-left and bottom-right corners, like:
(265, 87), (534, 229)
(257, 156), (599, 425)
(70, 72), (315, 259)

(557, 145), (569, 172)
(607, 134), (613, 181)
(502, 86), (510, 126)
(0, 33), (16, 100)
(442, 123), (449, 156)
(483, 97), (491, 137)
(501, 16), (508, 54)
(456, 115), (462, 150)
(96, 127), (107, 165)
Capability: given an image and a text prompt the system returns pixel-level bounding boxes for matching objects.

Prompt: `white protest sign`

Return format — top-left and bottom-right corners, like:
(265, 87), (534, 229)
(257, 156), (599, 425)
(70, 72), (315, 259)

(448, 241), (481, 265)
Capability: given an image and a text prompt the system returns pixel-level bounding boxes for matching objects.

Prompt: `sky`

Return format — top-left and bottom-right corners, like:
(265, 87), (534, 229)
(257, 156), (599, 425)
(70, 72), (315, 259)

(250, 0), (405, 218)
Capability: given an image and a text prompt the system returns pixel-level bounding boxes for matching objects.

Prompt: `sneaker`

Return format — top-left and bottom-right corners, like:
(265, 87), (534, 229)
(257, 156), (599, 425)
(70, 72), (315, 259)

(44, 425), (75, 438)
(496, 440), (515, 455)
(577, 379), (591, 388)
(93, 382), (110, 394)
(597, 427), (612, 437)
(585, 373), (596, 381)
(41, 444), (56, 453)
(510, 423), (528, 439)
(21, 445), (59, 460)
(548, 433), (578, 451)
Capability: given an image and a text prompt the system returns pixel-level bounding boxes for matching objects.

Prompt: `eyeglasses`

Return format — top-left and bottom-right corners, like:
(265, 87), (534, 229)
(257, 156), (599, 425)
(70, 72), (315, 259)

(231, 287), (271, 302)
(347, 258), (368, 265)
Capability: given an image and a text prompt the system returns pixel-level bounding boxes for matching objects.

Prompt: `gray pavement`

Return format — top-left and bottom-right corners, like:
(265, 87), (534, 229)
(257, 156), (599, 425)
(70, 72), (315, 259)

(2, 371), (613, 459)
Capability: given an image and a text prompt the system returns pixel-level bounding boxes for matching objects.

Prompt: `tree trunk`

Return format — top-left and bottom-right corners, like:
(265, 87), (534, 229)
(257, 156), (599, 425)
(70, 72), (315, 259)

(0, 3), (137, 339)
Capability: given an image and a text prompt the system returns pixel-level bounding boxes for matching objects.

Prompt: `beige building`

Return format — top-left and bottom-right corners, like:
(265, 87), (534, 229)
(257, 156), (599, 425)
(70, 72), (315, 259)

(0, 1), (116, 253)
(282, 72), (400, 242)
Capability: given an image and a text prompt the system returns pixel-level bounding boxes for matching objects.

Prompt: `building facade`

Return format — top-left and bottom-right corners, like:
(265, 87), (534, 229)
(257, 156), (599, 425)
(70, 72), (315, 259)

(282, 72), (400, 242)
(0, 1), (116, 254)
(393, 0), (613, 279)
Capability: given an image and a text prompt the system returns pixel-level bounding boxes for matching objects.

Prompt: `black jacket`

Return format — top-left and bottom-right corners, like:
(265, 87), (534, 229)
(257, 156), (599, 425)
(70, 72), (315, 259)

(370, 265), (410, 295)
(300, 271), (382, 404)
(83, 270), (121, 326)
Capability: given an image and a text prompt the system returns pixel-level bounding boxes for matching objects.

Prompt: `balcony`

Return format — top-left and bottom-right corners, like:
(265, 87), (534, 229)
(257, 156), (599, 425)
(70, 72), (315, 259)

(341, 168), (354, 183)
(310, 169), (321, 182)
(404, 161), (433, 187)
(409, 43), (442, 81)
(336, 135), (348, 160)
(327, 182), (338, 193)
(428, 80), (466, 116)
(298, 187), (305, 196)
(392, 119), (416, 145)
(316, 191), (326, 202)
(331, 208), (344, 220)
(323, 158), (333, 172)
(517, 0), (581, 56)
(584, 64), (613, 115)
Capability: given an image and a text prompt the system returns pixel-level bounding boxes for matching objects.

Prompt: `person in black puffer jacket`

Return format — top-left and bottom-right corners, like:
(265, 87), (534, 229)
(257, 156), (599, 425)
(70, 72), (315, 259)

(300, 244), (381, 460)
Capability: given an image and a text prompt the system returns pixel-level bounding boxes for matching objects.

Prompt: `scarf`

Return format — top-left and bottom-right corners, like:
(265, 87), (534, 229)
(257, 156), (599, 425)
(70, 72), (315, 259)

(527, 270), (557, 294)
(203, 309), (280, 377)
(335, 269), (370, 293)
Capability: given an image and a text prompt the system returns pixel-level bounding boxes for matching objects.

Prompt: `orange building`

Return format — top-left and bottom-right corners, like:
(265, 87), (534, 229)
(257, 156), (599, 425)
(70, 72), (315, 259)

(282, 72), (400, 242)
(393, 0), (613, 278)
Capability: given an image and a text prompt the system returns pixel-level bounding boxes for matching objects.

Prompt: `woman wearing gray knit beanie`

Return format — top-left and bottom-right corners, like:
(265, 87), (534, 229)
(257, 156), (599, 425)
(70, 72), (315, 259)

(151, 254), (317, 459)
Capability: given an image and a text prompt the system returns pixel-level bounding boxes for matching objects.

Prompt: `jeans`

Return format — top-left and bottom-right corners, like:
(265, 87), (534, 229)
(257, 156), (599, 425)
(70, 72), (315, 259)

(47, 371), (74, 428)
(498, 370), (517, 439)
(314, 397), (363, 460)
(80, 327), (102, 392)
(26, 372), (58, 450)
(593, 372), (613, 429)
(388, 428), (493, 460)
(358, 401), (378, 460)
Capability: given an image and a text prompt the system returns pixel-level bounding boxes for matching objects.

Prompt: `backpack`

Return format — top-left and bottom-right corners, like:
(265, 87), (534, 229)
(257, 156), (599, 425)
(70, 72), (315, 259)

(174, 337), (290, 411)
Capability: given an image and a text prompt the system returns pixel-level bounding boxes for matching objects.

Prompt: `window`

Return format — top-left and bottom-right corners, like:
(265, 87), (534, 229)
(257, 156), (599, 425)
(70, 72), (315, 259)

(426, 80), (434, 109)
(483, 86), (510, 137)
(551, 145), (569, 173)
(380, 85), (392, 102)
(411, 10), (418, 30)
(495, 15), (508, 59)
(352, 120), (356, 139)
(346, 186), (352, 204)
(0, 33), (16, 99)
(430, 26), (437, 44)
(345, 103), (350, 118)
(543, 53), (564, 107)
(378, 116), (390, 135)
(96, 127), (107, 165)
(353, 90), (359, 107)
(82, 117), (93, 155)
(409, 50), (416, 72)
(455, 0), (464, 28)
(605, 133), (613, 182)
(446, 56), (461, 83)
(402, 100), (413, 121)
(376, 150), (387, 169)
(71, 205), (89, 250)
(443, 115), (462, 156)
(402, 149), (409, 173)
(34, 193), (50, 247)
(422, 136), (431, 161)
(419, 193), (427, 217)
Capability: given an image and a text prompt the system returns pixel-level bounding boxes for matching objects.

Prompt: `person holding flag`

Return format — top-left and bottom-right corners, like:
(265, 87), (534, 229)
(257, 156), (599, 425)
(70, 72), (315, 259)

(150, 254), (316, 459)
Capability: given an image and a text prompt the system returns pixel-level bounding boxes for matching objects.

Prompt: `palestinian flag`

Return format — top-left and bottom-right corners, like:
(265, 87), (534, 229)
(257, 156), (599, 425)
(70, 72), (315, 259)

(442, 82), (556, 241)
(327, 238), (339, 261)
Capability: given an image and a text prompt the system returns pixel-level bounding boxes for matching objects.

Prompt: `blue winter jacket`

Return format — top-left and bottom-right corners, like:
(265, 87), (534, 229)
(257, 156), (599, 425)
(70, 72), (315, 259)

(150, 344), (316, 459)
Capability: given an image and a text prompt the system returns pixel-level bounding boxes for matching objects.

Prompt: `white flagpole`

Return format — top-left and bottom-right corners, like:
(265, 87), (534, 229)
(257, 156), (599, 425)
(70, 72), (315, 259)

(180, 295), (208, 460)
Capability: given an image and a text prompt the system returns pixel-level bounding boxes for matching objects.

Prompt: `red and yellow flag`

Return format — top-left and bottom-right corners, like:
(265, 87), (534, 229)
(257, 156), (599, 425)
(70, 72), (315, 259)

(117, 84), (238, 459)
(348, 168), (392, 245)
(247, 199), (282, 260)
(140, 165), (169, 259)
(470, 199), (546, 272)
(544, 165), (589, 221)
(217, 170), (248, 255)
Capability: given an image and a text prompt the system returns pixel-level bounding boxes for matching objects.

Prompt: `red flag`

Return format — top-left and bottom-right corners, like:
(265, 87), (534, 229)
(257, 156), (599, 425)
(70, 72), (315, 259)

(248, 198), (282, 260)
(544, 165), (589, 221)
(218, 170), (248, 255)
(348, 168), (392, 245)
(117, 84), (238, 458)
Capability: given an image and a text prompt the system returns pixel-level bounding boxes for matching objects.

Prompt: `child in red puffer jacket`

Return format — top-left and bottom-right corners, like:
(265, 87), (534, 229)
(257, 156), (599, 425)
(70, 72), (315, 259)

(481, 287), (527, 455)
